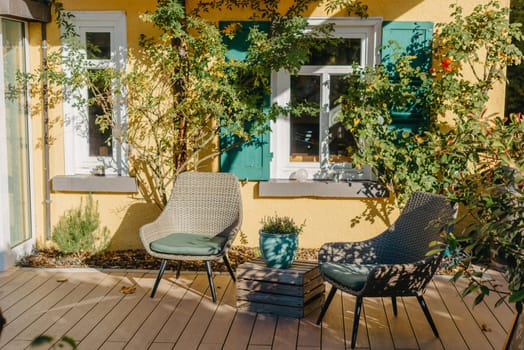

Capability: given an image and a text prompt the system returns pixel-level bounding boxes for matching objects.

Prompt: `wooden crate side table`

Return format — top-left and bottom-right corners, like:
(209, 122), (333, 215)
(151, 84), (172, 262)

(236, 258), (325, 318)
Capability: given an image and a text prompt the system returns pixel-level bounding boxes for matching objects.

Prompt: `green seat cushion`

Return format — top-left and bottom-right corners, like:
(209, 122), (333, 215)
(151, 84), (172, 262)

(320, 262), (376, 291)
(150, 233), (227, 256)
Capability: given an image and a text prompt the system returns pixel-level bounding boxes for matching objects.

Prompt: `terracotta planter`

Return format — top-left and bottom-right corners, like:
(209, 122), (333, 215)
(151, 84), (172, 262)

(258, 230), (298, 269)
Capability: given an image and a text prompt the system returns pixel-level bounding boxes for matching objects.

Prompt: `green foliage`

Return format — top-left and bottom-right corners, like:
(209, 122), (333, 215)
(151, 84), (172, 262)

(33, 0), (337, 209)
(52, 195), (110, 254)
(260, 213), (305, 234)
(336, 0), (524, 304)
(31, 335), (77, 349)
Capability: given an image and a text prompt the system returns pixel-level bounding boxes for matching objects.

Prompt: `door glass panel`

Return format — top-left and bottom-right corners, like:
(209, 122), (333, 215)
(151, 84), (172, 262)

(2, 19), (31, 246)
(290, 75), (320, 162)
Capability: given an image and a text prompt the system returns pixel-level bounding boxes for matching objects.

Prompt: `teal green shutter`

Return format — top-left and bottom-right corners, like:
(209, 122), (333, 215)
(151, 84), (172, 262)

(219, 21), (271, 180)
(382, 21), (433, 132)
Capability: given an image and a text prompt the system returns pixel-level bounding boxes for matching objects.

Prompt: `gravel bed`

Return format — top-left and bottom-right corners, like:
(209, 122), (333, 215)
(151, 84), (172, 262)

(17, 246), (319, 272)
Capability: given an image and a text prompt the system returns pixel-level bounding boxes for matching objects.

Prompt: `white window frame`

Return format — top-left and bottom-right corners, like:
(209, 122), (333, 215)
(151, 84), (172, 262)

(63, 11), (127, 175)
(270, 17), (382, 180)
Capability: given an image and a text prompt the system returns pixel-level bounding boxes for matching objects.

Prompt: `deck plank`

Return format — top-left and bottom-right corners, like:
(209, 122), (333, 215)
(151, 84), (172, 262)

(154, 273), (210, 343)
(0, 271), (82, 347)
(106, 272), (171, 343)
(173, 274), (232, 350)
(402, 292), (443, 350)
(340, 289), (369, 349)
(222, 309), (257, 350)
(64, 272), (142, 344)
(1, 272), (69, 337)
(14, 271), (107, 342)
(433, 276), (494, 350)
(199, 279), (237, 347)
(422, 278), (467, 350)
(249, 313), (278, 347)
(297, 315), (321, 348)
(77, 272), (151, 349)
(125, 272), (196, 349)
(0, 268), (22, 288)
(0, 268), (511, 350)
(0, 271), (50, 312)
(453, 276), (508, 349)
(273, 316), (299, 350)
(383, 296), (419, 349)
(320, 289), (346, 349)
(34, 271), (124, 344)
(486, 269), (516, 331)
(363, 297), (395, 350)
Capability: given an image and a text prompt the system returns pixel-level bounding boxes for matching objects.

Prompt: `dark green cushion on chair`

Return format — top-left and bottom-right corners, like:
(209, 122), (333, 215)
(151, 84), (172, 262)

(320, 262), (376, 291)
(150, 233), (227, 256)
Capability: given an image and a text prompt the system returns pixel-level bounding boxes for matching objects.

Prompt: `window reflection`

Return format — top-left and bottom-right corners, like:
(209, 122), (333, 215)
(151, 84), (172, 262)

(290, 75), (320, 162)
(307, 38), (361, 65)
(88, 70), (112, 157)
(86, 32), (111, 60)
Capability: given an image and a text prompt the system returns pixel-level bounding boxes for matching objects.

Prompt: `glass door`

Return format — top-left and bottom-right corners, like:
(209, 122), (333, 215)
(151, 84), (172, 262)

(1, 18), (32, 247)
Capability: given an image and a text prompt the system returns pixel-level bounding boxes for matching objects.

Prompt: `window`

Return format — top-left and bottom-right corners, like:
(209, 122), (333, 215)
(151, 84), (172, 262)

(63, 11), (127, 175)
(270, 18), (382, 180)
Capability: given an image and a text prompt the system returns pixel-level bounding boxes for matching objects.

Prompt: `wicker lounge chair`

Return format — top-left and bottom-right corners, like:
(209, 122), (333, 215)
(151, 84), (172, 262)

(316, 191), (455, 348)
(139, 172), (242, 302)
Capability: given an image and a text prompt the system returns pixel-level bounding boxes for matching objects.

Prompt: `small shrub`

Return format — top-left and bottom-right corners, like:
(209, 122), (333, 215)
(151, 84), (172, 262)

(259, 214), (305, 234)
(52, 195), (110, 254)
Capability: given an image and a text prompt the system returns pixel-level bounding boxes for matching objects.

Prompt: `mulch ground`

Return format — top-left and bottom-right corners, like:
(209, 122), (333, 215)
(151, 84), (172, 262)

(16, 246), (319, 272)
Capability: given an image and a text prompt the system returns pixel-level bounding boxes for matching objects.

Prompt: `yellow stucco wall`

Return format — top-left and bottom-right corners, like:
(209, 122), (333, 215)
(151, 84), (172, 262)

(27, 0), (508, 250)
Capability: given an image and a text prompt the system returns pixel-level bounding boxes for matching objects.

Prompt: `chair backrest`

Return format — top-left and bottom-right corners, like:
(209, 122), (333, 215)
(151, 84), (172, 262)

(375, 191), (454, 263)
(164, 172), (242, 236)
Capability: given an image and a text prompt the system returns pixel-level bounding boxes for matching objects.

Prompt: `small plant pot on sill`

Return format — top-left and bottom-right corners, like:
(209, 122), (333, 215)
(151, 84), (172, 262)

(258, 230), (299, 269)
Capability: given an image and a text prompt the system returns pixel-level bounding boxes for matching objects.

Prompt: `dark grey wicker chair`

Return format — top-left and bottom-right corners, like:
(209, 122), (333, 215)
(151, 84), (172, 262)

(139, 172), (242, 302)
(316, 191), (455, 348)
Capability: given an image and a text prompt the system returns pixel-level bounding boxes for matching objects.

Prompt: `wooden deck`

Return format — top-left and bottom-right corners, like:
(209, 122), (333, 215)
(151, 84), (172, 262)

(0, 266), (515, 350)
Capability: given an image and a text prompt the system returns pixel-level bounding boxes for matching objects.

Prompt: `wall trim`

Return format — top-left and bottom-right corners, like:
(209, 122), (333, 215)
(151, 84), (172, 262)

(0, 0), (51, 22)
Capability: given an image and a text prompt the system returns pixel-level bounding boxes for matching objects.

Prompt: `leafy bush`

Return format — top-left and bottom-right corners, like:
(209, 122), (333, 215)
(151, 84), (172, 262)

(337, 0), (524, 304)
(52, 195), (110, 254)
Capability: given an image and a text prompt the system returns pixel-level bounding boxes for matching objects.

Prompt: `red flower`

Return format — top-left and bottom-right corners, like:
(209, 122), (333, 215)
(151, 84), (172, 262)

(441, 57), (453, 72)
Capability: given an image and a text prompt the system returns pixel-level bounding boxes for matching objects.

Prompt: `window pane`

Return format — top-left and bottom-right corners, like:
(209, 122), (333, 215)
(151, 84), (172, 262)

(307, 38), (361, 65)
(86, 32), (111, 59)
(328, 75), (355, 163)
(290, 75), (320, 162)
(88, 70), (112, 157)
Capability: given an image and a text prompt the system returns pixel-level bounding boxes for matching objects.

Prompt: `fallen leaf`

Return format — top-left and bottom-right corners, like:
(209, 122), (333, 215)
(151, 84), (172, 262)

(120, 286), (136, 294)
(56, 278), (68, 283)
(480, 323), (492, 332)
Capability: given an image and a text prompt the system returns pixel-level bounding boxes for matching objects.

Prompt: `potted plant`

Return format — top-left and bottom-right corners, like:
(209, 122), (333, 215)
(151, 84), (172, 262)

(259, 214), (305, 269)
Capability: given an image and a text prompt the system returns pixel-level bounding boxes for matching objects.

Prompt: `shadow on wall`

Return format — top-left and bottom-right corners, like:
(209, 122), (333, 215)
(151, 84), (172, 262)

(109, 202), (161, 250)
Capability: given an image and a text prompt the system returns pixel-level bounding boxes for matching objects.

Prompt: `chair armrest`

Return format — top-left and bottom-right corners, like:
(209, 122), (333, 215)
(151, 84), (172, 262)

(359, 254), (443, 297)
(139, 215), (177, 253)
(217, 217), (242, 252)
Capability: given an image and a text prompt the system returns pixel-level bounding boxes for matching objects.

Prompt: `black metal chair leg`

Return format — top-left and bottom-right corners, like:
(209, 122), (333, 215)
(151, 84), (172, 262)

(223, 255), (236, 282)
(417, 295), (439, 337)
(316, 285), (338, 324)
(351, 296), (363, 349)
(176, 261), (182, 279)
(151, 259), (168, 298)
(205, 261), (217, 302)
(392, 296), (398, 316)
